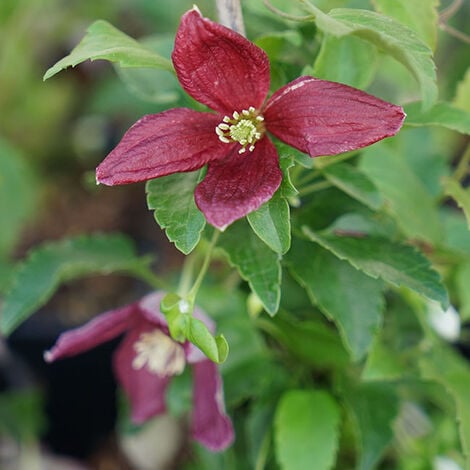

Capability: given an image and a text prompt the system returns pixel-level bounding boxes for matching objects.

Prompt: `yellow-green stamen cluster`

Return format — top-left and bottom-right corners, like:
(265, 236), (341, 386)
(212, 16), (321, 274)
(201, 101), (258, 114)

(216, 106), (265, 154)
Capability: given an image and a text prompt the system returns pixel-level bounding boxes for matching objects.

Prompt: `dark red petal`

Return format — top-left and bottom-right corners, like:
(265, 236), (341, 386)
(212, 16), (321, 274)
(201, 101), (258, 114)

(96, 108), (229, 185)
(194, 137), (282, 230)
(191, 360), (234, 451)
(44, 304), (137, 362)
(172, 9), (270, 113)
(113, 323), (170, 424)
(264, 76), (406, 157)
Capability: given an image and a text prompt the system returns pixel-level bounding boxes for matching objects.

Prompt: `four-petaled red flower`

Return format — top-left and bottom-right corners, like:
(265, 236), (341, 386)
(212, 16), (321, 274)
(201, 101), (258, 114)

(44, 292), (234, 452)
(96, 7), (405, 230)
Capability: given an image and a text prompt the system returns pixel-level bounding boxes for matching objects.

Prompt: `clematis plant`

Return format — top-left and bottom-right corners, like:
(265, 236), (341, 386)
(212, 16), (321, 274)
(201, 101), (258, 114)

(96, 7), (405, 230)
(44, 292), (234, 452)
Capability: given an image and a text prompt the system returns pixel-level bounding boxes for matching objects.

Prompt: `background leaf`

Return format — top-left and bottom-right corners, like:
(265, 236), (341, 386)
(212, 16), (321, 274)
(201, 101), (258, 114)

(443, 178), (470, 229)
(288, 239), (384, 361)
(219, 221), (281, 315)
(275, 389), (341, 470)
(44, 20), (173, 80)
(0, 234), (153, 335)
(404, 102), (470, 135)
(322, 163), (383, 211)
(146, 171), (206, 255)
(303, 228), (448, 308)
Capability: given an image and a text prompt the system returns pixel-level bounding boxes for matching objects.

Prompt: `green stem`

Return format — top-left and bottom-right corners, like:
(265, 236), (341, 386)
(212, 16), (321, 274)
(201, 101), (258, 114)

(263, 0), (312, 21)
(134, 265), (170, 291)
(255, 431), (271, 470)
(453, 143), (470, 182)
(299, 180), (333, 196)
(187, 230), (221, 305)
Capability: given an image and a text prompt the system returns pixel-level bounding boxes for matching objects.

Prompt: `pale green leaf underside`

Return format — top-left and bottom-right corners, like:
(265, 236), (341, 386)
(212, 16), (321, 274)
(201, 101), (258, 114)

(275, 389), (341, 470)
(302, 4), (437, 109)
(303, 227), (448, 308)
(404, 101), (470, 135)
(146, 172), (206, 255)
(219, 221), (281, 315)
(0, 234), (152, 335)
(44, 20), (174, 80)
(288, 240), (384, 361)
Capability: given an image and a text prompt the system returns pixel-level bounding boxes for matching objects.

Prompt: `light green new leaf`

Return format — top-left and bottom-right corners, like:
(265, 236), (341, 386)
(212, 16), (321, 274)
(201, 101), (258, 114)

(275, 389), (341, 470)
(146, 171), (205, 255)
(359, 143), (443, 244)
(299, 3), (437, 108)
(345, 382), (399, 470)
(219, 221), (281, 315)
(44, 20), (173, 80)
(303, 227), (448, 308)
(454, 68), (470, 112)
(185, 317), (228, 364)
(322, 163), (383, 211)
(419, 344), (470, 466)
(247, 191), (291, 254)
(313, 35), (378, 89)
(404, 101), (470, 135)
(443, 178), (470, 230)
(373, 0), (439, 50)
(0, 234), (153, 335)
(288, 239), (384, 361)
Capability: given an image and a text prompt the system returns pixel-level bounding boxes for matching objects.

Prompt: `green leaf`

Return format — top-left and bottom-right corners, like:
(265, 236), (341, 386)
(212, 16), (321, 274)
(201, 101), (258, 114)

(344, 382), (399, 470)
(322, 163), (383, 211)
(303, 227), (449, 308)
(0, 138), (38, 257)
(146, 171), (206, 255)
(373, 0), (439, 50)
(186, 317), (228, 364)
(443, 178), (470, 229)
(0, 234), (153, 335)
(454, 68), (470, 112)
(275, 390), (340, 470)
(219, 221), (281, 315)
(456, 263), (470, 322)
(419, 344), (470, 466)
(247, 191), (291, 254)
(313, 35), (378, 89)
(44, 20), (174, 80)
(301, 4), (437, 109)
(288, 239), (384, 361)
(359, 142), (443, 244)
(404, 101), (470, 135)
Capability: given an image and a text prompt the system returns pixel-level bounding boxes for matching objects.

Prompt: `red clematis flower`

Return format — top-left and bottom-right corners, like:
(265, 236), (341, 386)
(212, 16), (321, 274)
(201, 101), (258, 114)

(44, 292), (234, 452)
(96, 7), (405, 230)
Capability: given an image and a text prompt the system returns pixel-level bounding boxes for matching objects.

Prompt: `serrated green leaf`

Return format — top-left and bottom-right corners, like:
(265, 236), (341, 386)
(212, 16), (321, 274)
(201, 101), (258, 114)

(313, 35), (378, 89)
(288, 239), (384, 360)
(300, 3), (437, 108)
(362, 337), (405, 381)
(404, 101), (470, 135)
(0, 139), (38, 257)
(345, 382), (399, 470)
(275, 389), (340, 470)
(359, 143), (443, 244)
(419, 344), (470, 466)
(322, 163), (383, 211)
(247, 191), (291, 254)
(0, 234), (153, 335)
(219, 220), (281, 315)
(303, 227), (449, 308)
(44, 20), (173, 80)
(146, 171), (206, 255)
(373, 0), (438, 50)
(443, 178), (470, 230)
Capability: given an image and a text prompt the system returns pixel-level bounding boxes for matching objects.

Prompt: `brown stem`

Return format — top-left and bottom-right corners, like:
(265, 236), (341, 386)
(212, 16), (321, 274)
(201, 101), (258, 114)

(215, 0), (246, 36)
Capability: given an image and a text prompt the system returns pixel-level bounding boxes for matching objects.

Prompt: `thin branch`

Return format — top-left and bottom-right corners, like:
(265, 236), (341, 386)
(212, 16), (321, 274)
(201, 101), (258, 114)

(263, 0), (312, 21)
(439, 23), (470, 44)
(215, 0), (246, 36)
(439, 0), (463, 23)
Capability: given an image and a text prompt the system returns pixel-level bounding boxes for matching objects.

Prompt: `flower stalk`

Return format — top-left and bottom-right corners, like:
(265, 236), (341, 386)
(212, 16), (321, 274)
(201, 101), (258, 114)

(215, 0), (246, 36)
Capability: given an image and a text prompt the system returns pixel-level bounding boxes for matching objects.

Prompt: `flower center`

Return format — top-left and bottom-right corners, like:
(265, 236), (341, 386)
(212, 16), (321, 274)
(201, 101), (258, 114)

(132, 329), (186, 377)
(216, 106), (265, 154)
